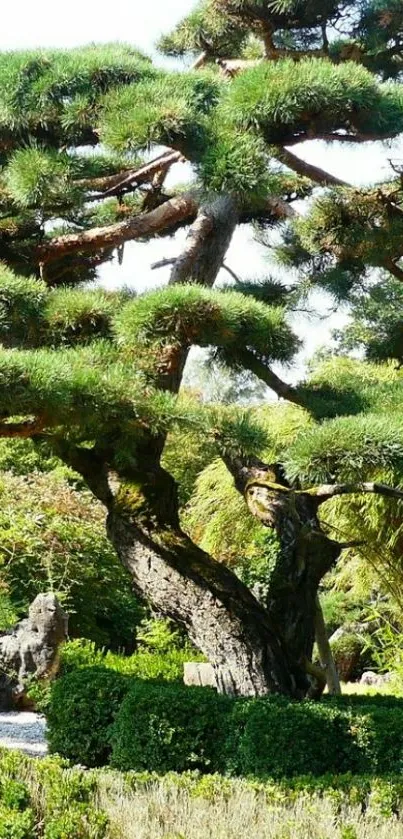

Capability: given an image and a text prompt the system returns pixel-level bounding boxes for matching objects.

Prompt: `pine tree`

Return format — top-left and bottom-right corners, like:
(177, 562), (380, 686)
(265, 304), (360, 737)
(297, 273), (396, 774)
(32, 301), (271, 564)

(0, 7), (403, 697)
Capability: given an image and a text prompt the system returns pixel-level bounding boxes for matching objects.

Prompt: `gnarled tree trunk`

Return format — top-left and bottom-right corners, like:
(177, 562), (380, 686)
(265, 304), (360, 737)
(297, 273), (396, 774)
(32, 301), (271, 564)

(57, 199), (334, 700)
(106, 461), (309, 698)
(224, 457), (345, 695)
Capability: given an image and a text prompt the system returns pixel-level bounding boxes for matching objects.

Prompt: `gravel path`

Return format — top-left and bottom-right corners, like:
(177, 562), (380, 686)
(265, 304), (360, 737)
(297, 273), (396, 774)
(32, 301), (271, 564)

(0, 712), (47, 756)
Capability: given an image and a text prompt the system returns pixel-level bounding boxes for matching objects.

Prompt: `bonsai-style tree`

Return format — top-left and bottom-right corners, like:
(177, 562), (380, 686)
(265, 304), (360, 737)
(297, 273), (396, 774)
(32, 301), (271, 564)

(0, 3), (403, 697)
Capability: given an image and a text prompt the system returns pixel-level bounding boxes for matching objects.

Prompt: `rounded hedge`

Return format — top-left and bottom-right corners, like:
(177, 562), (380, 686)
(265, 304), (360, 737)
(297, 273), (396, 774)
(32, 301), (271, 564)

(109, 680), (233, 774)
(47, 667), (129, 767)
(46, 663), (403, 777)
(230, 697), (365, 778)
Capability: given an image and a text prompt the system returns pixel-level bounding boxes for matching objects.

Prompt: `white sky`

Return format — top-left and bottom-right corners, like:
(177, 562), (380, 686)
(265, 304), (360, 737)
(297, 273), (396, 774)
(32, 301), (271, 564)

(3, 0), (403, 384)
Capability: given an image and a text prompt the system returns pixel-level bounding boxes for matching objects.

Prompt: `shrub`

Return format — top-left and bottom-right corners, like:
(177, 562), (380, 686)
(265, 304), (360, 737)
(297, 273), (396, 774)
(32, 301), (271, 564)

(58, 636), (203, 681)
(0, 807), (35, 839)
(0, 473), (143, 651)
(43, 808), (108, 839)
(109, 689), (403, 777)
(46, 638), (205, 766)
(47, 667), (129, 767)
(8, 750), (403, 839)
(230, 696), (366, 778)
(109, 680), (232, 773)
(0, 751), (108, 839)
(47, 649), (403, 777)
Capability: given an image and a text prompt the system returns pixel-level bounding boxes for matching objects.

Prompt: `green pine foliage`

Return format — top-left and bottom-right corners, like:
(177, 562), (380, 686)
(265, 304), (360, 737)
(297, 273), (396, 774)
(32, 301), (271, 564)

(0, 44), (153, 151)
(158, 0), (249, 59)
(4, 148), (84, 214)
(288, 186), (403, 281)
(0, 1), (403, 701)
(185, 358), (403, 616)
(335, 279), (403, 364)
(99, 71), (220, 155)
(356, 0), (403, 78)
(220, 58), (403, 144)
(115, 284), (299, 365)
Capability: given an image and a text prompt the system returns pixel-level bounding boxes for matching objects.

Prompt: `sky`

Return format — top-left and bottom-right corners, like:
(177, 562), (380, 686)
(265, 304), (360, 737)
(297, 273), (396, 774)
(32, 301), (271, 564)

(1, 1), (193, 54)
(2, 0), (403, 385)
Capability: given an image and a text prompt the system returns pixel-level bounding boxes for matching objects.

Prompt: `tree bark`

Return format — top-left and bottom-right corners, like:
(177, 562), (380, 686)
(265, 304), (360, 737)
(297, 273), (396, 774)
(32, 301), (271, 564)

(222, 457), (344, 696)
(99, 196), (311, 699)
(169, 195), (239, 286)
(106, 462), (309, 698)
(36, 194), (198, 264)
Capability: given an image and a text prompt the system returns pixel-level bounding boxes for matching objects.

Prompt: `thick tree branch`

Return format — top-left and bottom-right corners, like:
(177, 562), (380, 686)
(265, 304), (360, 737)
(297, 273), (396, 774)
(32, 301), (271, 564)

(237, 349), (307, 408)
(151, 257), (177, 271)
(168, 196), (239, 287)
(86, 151), (183, 201)
(276, 147), (351, 188)
(35, 188), (298, 269)
(53, 440), (114, 505)
(169, 209), (214, 285)
(36, 194), (199, 265)
(312, 481), (403, 505)
(247, 195), (297, 220)
(296, 132), (390, 145)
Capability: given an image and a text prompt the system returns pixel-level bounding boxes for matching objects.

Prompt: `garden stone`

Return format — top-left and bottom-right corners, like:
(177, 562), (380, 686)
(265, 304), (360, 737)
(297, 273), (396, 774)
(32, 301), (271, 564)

(0, 593), (68, 709)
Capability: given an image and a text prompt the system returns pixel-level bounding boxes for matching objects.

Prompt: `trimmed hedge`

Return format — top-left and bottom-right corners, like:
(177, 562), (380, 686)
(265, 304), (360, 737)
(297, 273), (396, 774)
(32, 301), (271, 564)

(227, 697), (364, 777)
(47, 669), (403, 777)
(109, 680), (232, 773)
(47, 667), (129, 767)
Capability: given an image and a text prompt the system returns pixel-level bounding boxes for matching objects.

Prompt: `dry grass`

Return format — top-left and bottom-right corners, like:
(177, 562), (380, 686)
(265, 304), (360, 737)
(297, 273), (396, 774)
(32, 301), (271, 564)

(99, 777), (403, 839)
(340, 680), (402, 697)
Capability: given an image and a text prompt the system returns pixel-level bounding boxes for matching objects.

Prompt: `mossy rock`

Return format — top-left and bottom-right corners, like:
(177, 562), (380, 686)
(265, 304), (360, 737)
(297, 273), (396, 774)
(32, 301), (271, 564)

(330, 631), (372, 682)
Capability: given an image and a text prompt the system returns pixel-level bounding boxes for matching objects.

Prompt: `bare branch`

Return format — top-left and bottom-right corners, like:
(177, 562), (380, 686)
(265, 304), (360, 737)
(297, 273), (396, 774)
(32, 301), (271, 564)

(37, 194), (199, 265)
(151, 257), (177, 271)
(152, 258), (241, 284)
(237, 349), (307, 409)
(221, 263), (241, 283)
(190, 51), (208, 70)
(276, 147), (351, 187)
(312, 481), (403, 505)
(87, 151), (183, 201)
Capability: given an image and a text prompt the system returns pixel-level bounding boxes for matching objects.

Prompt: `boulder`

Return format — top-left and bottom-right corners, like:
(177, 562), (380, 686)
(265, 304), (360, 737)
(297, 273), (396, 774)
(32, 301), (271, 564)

(184, 662), (217, 689)
(329, 623), (372, 682)
(360, 670), (392, 687)
(0, 593), (68, 709)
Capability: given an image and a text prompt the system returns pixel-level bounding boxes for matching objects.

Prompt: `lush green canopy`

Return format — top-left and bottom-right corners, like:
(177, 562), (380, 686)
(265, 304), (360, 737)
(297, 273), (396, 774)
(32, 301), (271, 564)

(0, 1), (402, 696)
